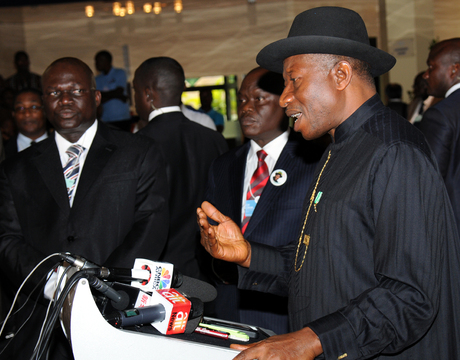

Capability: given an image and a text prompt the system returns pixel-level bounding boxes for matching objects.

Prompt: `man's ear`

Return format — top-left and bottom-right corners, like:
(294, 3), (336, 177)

(451, 62), (460, 80)
(94, 90), (102, 107)
(333, 61), (353, 91)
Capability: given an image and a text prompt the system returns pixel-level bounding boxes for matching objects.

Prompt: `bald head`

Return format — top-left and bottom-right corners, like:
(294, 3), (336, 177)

(430, 38), (460, 64)
(135, 57), (185, 104)
(424, 38), (460, 97)
(41, 57), (100, 143)
(43, 57), (96, 90)
(133, 57), (186, 121)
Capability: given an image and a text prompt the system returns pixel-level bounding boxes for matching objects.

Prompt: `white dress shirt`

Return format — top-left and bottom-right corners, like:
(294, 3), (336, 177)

(148, 106), (181, 121)
(17, 131), (48, 152)
(55, 120), (98, 207)
(446, 83), (460, 98)
(241, 129), (290, 221)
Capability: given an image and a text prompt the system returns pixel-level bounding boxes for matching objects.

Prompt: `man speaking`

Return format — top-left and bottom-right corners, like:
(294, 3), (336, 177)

(198, 7), (460, 360)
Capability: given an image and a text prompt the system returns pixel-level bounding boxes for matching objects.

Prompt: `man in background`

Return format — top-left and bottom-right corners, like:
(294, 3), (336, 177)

(206, 67), (324, 334)
(5, 88), (48, 157)
(418, 38), (460, 232)
(6, 51), (42, 92)
(200, 88), (225, 133)
(133, 56), (228, 279)
(95, 50), (132, 131)
(385, 83), (408, 118)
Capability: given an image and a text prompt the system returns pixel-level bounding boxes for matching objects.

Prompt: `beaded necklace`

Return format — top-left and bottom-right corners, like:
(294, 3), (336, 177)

(294, 150), (332, 272)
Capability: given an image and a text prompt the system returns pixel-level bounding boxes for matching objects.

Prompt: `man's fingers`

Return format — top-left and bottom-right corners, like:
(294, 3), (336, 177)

(231, 342), (261, 360)
(201, 201), (230, 224)
(230, 344), (252, 351)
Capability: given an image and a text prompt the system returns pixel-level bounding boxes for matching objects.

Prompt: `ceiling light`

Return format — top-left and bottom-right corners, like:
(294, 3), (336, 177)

(85, 5), (94, 17)
(113, 2), (121, 16)
(126, 1), (135, 15)
(153, 2), (162, 14)
(174, 0), (182, 14)
(143, 3), (152, 13)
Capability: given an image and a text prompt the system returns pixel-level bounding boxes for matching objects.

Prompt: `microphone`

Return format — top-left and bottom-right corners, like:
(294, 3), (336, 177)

(86, 276), (130, 310)
(104, 289), (204, 334)
(59, 253), (152, 283)
(127, 259), (217, 303)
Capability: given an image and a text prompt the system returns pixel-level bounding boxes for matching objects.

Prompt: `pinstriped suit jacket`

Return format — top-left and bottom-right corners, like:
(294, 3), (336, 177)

(205, 130), (324, 334)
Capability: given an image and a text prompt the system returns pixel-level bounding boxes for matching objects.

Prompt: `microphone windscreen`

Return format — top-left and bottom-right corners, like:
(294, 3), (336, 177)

(176, 276), (217, 303)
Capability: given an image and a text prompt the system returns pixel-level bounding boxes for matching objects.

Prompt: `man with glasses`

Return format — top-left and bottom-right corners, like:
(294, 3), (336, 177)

(5, 88), (48, 157)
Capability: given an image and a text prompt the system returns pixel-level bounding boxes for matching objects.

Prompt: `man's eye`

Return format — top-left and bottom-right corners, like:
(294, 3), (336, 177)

(49, 91), (59, 96)
(72, 89), (83, 95)
(30, 105), (40, 110)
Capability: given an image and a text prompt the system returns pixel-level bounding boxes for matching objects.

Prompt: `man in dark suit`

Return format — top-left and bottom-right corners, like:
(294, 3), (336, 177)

(418, 38), (460, 231)
(206, 67), (323, 334)
(133, 57), (228, 279)
(5, 88), (49, 158)
(0, 57), (169, 359)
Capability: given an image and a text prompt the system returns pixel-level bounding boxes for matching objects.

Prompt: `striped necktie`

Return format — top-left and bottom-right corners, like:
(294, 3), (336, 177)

(241, 150), (269, 234)
(63, 144), (85, 203)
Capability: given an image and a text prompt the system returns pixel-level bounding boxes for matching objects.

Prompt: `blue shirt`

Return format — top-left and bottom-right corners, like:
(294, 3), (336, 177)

(200, 108), (224, 127)
(95, 67), (130, 122)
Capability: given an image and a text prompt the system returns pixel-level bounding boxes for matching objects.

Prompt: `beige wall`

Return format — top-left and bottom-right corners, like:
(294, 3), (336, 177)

(1, 0), (380, 79)
(0, 0), (458, 98)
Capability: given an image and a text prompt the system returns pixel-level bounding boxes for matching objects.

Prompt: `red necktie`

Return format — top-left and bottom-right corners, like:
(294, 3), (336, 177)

(241, 150), (269, 234)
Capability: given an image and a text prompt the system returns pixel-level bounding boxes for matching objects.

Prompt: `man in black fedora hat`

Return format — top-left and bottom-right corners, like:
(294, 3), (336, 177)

(198, 6), (460, 360)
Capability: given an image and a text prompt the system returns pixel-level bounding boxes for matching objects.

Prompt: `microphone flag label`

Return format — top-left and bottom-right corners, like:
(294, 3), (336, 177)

(130, 259), (175, 291)
(149, 289), (191, 335)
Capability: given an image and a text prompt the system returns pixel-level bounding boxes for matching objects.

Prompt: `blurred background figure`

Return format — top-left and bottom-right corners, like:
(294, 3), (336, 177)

(418, 38), (460, 232)
(199, 88), (225, 133)
(385, 83), (408, 118)
(4, 88), (49, 158)
(407, 71), (429, 125)
(5, 51), (41, 92)
(95, 50), (132, 131)
(0, 87), (16, 144)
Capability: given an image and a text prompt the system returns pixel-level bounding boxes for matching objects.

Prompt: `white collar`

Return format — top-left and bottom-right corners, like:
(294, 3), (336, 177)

(55, 120), (98, 155)
(445, 83), (460, 98)
(248, 128), (290, 161)
(148, 106), (181, 121)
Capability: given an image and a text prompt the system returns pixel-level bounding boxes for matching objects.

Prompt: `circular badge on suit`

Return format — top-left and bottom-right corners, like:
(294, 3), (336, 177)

(270, 169), (287, 186)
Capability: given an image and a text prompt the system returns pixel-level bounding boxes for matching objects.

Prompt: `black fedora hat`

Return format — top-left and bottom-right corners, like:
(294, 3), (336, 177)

(256, 7), (396, 77)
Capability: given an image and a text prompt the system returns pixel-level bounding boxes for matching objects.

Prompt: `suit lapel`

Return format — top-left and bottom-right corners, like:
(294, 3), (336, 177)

(72, 123), (116, 210)
(229, 144), (249, 227)
(30, 135), (70, 213)
(244, 139), (297, 237)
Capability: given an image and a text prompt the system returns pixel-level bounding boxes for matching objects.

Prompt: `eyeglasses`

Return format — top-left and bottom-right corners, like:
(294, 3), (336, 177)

(14, 105), (43, 113)
(45, 88), (94, 99)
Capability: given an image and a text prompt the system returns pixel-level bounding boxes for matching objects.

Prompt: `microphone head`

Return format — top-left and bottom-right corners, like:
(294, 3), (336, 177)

(176, 275), (217, 303)
(110, 290), (130, 311)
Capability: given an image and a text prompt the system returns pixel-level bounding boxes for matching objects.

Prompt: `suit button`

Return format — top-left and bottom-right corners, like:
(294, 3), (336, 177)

(67, 236), (75, 242)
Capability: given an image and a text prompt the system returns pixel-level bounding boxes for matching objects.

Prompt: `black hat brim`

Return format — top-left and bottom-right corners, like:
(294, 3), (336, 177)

(256, 35), (396, 78)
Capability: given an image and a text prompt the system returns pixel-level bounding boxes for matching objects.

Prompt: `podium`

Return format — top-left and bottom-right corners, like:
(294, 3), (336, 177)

(62, 278), (247, 360)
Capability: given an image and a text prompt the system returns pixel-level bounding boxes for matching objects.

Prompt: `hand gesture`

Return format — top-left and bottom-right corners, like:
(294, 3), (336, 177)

(197, 201), (251, 267)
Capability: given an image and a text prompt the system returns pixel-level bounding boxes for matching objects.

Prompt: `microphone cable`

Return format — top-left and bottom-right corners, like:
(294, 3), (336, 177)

(32, 264), (73, 358)
(0, 266), (55, 357)
(31, 268), (100, 360)
(0, 253), (61, 338)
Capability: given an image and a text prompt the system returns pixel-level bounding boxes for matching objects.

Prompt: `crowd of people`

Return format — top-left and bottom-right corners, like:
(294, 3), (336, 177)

(0, 5), (460, 360)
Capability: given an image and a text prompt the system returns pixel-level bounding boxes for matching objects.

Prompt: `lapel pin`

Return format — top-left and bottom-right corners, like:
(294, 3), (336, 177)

(270, 169), (287, 186)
